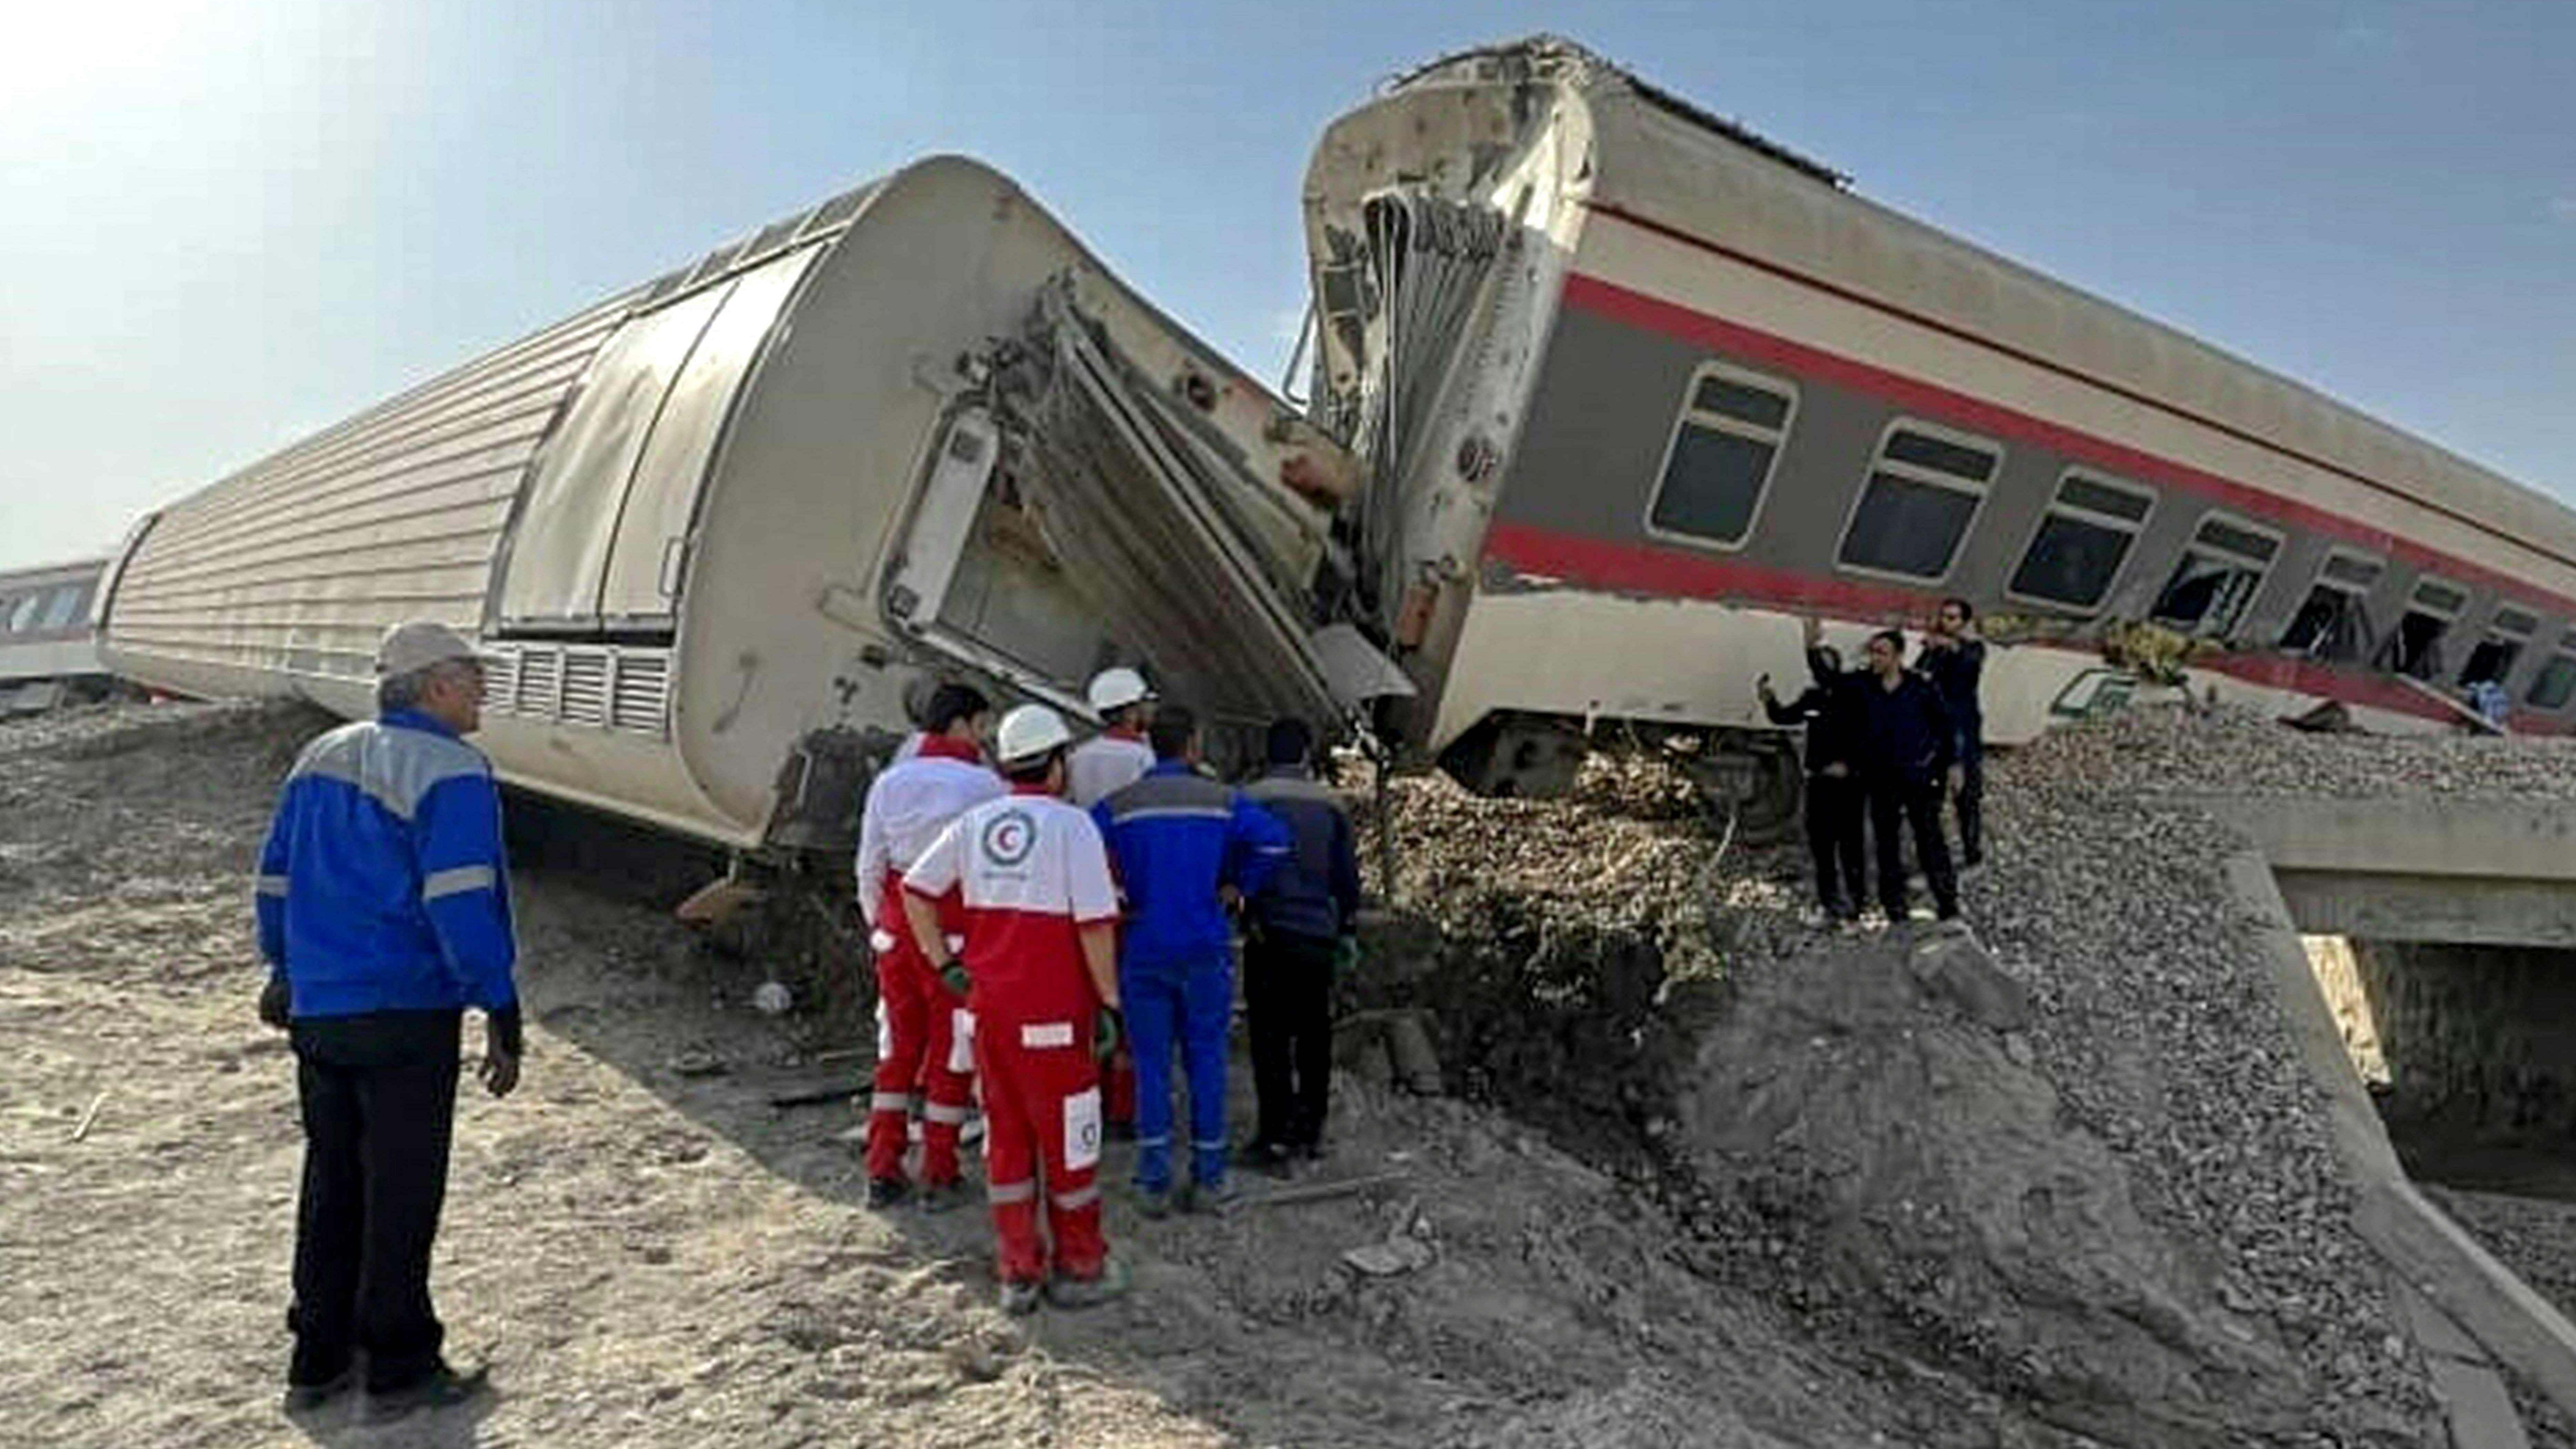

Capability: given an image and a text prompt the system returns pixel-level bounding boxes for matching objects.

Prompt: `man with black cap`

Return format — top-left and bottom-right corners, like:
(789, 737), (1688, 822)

(255, 620), (519, 1423)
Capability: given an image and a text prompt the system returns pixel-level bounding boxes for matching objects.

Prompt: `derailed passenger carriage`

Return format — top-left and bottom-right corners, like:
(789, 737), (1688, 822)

(100, 157), (1383, 854)
(1300, 38), (2576, 832)
(0, 558), (112, 716)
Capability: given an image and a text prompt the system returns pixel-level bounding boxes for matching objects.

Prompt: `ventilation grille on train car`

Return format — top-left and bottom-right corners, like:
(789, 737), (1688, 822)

(610, 653), (672, 737)
(479, 642), (671, 739)
(560, 651), (611, 727)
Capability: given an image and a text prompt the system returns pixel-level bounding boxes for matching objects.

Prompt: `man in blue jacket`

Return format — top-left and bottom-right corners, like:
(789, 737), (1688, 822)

(1241, 717), (1362, 1170)
(256, 621), (520, 1424)
(1093, 704), (1289, 1214)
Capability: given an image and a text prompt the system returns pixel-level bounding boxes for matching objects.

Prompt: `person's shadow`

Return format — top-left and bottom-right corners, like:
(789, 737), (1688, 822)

(284, 1382), (502, 1448)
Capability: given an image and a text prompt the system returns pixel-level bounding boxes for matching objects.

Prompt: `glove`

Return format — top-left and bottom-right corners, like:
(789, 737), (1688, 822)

(939, 959), (972, 998)
(488, 1005), (525, 1060)
(1094, 1006), (1123, 1061)
(257, 975), (292, 1030)
(1333, 935), (1361, 974)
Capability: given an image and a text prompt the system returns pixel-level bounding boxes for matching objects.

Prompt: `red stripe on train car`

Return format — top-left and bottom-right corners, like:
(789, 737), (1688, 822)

(1480, 520), (2469, 728)
(1557, 267), (2576, 622)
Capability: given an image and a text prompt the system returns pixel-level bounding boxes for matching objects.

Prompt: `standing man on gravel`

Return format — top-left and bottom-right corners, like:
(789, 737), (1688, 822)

(1917, 598), (1987, 873)
(1094, 705), (1289, 1214)
(1855, 629), (1963, 927)
(255, 621), (518, 1424)
(901, 704), (1130, 1313)
(853, 683), (1002, 1210)
(1241, 717), (1363, 1171)
(1759, 616), (1869, 923)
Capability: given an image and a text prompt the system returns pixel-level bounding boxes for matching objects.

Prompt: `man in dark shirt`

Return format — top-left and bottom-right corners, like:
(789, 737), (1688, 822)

(1916, 598), (1987, 870)
(1241, 718), (1364, 1169)
(1758, 622), (1866, 921)
(1856, 628), (1961, 924)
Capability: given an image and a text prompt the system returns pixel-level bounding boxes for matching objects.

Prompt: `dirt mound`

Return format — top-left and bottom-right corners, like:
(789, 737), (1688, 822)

(1354, 722), (2448, 1445)
(1680, 937), (2300, 1445)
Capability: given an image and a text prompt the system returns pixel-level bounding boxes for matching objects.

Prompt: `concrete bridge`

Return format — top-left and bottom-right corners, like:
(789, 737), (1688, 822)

(2178, 794), (2576, 949)
(2198, 797), (2576, 1449)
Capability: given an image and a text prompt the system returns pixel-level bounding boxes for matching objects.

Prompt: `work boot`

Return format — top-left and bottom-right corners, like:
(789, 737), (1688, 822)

(1134, 1184), (1173, 1220)
(1044, 1255), (1132, 1310)
(998, 1278), (1044, 1316)
(915, 1180), (972, 1214)
(281, 1366), (356, 1415)
(865, 1176), (910, 1210)
(360, 1363), (489, 1425)
(1180, 1177), (1243, 1216)
(1240, 1140), (1295, 1178)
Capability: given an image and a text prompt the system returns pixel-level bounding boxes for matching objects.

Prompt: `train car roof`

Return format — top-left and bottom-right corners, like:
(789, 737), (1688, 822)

(1387, 38), (2576, 569)
(0, 558), (108, 590)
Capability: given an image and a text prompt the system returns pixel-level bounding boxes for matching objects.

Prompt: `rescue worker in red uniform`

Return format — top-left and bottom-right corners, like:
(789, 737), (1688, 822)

(902, 704), (1131, 1313)
(853, 684), (1002, 1209)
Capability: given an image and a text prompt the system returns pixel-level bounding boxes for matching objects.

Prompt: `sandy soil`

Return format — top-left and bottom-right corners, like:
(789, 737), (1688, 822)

(0, 703), (1922, 1449)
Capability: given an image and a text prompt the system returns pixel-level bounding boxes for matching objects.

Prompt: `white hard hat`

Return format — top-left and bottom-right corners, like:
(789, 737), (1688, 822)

(993, 704), (1074, 767)
(1086, 666), (1153, 714)
(375, 620), (481, 676)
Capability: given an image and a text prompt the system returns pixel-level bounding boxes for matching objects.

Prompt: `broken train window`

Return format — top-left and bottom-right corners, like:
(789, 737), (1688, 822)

(2278, 548), (2383, 663)
(2149, 513), (2280, 639)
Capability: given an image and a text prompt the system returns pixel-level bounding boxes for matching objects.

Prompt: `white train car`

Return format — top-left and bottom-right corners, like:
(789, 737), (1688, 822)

(101, 156), (1374, 852)
(0, 558), (111, 716)
(1298, 39), (2576, 819)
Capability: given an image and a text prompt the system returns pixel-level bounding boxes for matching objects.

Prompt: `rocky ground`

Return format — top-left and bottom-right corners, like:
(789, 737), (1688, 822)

(3, 697), (2570, 1446)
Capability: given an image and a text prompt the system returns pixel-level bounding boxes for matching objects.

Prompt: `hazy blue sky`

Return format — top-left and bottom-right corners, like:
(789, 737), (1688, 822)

(3, 0), (2570, 570)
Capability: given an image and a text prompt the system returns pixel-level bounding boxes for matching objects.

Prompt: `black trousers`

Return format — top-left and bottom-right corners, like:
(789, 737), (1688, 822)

(288, 1010), (461, 1392)
(1869, 776), (1959, 921)
(1244, 929), (1337, 1150)
(1803, 772), (1867, 912)
(1950, 737), (1985, 867)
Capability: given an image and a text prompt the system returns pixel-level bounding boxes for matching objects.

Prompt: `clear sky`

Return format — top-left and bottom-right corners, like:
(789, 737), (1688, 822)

(3, 0), (2570, 571)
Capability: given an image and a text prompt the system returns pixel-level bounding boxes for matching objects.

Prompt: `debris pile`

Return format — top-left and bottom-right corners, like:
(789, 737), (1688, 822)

(1356, 713), (2460, 1443)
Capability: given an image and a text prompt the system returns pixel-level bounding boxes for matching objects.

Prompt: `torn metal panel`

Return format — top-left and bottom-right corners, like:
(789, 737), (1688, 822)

(978, 282), (1360, 731)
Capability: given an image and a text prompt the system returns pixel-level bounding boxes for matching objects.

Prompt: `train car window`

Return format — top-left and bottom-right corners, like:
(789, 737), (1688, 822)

(2461, 605), (2539, 688)
(35, 586), (83, 631)
(1834, 420), (1998, 581)
(2526, 654), (2576, 711)
(2006, 471), (2154, 611)
(3, 594), (36, 634)
(2279, 548), (2384, 662)
(2149, 513), (2281, 638)
(2383, 577), (2465, 681)
(1643, 363), (1798, 549)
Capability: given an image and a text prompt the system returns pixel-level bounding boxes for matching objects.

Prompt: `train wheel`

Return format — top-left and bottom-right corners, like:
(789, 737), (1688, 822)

(1681, 741), (1803, 846)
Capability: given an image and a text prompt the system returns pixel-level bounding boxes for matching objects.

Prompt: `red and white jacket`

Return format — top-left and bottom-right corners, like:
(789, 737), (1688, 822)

(902, 785), (1119, 1027)
(853, 734), (1004, 928)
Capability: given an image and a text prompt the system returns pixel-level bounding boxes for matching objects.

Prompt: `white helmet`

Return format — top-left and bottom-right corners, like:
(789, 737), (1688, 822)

(1086, 666), (1153, 714)
(993, 704), (1074, 768)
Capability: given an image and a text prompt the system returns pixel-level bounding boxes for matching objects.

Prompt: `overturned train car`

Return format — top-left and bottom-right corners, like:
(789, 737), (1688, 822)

(1302, 39), (2576, 827)
(99, 156), (1381, 853)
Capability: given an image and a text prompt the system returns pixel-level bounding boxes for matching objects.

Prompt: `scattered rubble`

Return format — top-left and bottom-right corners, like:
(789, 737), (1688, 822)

(10, 695), (2575, 1446)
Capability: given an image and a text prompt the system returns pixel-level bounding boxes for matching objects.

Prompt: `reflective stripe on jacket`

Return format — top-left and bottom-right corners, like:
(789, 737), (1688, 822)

(1093, 761), (1289, 967)
(255, 709), (517, 1017)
